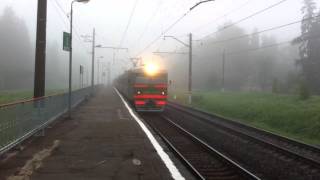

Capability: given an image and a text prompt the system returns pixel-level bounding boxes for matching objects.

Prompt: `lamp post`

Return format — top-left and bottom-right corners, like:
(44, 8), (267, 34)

(68, 0), (90, 119)
(97, 56), (104, 84)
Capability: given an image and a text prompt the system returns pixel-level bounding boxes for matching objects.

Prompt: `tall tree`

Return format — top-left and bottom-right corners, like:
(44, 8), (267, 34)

(293, 0), (320, 93)
(257, 35), (277, 90)
(0, 7), (33, 90)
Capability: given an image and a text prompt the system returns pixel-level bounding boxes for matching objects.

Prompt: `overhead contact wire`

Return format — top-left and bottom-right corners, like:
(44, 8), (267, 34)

(119, 0), (139, 47)
(205, 14), (320, 45)
(191, 0), (253, 33)
(201, 0), (288, 39)
(136, 10), (190, 56)
(51, 0), (89, 50)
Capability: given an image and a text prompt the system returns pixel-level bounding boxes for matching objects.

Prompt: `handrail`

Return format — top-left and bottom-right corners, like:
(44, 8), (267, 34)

(0, 87), (93, 155)
(0, 92), (67, 108)
(0, 86), (96, 108)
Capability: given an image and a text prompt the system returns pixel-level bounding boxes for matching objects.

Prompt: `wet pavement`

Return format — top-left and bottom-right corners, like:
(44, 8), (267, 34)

(0, 87), (194, 180)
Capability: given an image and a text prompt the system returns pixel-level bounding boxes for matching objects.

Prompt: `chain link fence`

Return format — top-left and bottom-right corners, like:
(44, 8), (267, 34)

(0, 87), (93, 155)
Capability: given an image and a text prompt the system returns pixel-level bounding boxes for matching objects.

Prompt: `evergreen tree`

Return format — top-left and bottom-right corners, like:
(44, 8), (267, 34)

(293, 0), (320, 93)
(0, 7), (33, 90)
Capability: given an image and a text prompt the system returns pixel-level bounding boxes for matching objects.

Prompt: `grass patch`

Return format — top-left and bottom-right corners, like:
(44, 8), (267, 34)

(0, 89), (66, 105)
(169, 90), (320, 145)
(0, 91), (33, 105)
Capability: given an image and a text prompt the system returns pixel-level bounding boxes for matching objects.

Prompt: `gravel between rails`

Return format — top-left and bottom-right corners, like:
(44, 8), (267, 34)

(163, 103), (320, 180)
(141, 113), (260, 180)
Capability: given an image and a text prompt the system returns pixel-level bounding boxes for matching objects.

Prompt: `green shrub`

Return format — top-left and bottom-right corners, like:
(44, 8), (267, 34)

(182, 90), (320, 145)
(272, 78), (279, 94)
(299, 79), (310, 100)
(192, 94), (203, 103)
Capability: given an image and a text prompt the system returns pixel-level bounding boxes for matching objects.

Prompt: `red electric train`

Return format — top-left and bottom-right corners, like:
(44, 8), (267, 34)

(115, 65), (168, 112)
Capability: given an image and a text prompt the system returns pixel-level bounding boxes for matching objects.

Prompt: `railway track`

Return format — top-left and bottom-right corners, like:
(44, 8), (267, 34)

(163, 102), (320, 179)
(142, 114), (260, 180)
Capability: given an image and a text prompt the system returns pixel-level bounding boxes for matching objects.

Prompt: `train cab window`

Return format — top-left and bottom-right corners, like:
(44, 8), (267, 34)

(135, 74), (167, 84)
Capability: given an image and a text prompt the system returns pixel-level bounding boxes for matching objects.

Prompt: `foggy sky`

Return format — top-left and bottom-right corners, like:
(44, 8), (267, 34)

(0, 0), (319, 80)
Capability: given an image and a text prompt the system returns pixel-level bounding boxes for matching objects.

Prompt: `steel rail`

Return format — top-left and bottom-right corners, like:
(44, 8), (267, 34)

(142, 114), (260, 180)
(163, 116), (261, 180)
(148, 118), (206, 180)
(167, 102), (320, 169)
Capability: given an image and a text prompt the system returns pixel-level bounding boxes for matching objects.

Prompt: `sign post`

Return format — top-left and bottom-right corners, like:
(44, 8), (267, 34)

(80, 65), (84, 88)
(63, 32), (71, 51)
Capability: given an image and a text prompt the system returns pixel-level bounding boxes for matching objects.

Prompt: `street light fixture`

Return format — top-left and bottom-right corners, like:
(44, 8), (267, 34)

(68, 0), (90, 119)
(76, 0), (90, 3)
(190, 0), (215, 10)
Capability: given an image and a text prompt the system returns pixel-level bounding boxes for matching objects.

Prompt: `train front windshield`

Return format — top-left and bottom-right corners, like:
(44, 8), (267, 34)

(135, 73), (167, 84)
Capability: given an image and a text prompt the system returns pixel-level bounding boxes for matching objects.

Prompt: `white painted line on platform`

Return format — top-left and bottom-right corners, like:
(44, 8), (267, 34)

(115, 88), (185, 180)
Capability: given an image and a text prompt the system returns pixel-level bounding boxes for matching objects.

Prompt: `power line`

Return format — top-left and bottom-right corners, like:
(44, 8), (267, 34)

(119, 0), (139, 47)
(155, 37), (166, 52)
(51, 0), (89, 50)
(135, 0), (216, 56)
(201, 0), (288, 39)
(153, 51), (189, 55)
(202, 40), (290, 57)
(134, 0), (189, 54)
(52, 0), (84, 40)
(51, 0), (69, 28)
(191, 0), (253, 34)
(221, 34), (320, 56)
(51, 0), (84, 44)
(52, 0), (82, 39)
(135, 10), (191, 56)
(134, 0), (163, 46)
(227, 40), (291, 55)
(203, 14), (320, 45)
(52, 0), (67, 14)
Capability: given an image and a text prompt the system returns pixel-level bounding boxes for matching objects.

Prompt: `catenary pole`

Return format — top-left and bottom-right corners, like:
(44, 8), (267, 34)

(97, 59), (100, 84)
(107, 62), (111, 85)
(158, 34), (193, 104)
(95, 46), (128, 84)
(91, 28), (95, 93)
(222, 49), (225, 92)
(188, 33), (193, 104)
(68, 0), (90, 118)
(34, 0), (47, 98)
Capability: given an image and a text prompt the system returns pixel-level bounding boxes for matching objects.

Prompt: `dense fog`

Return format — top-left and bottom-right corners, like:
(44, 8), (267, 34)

(168, 23), (299, 93)
(0, 0), (320, 96)
(0, 7), (34, 90)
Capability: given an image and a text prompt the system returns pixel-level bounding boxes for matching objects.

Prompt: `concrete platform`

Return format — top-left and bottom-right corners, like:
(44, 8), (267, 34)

(0, 87), (194, 180)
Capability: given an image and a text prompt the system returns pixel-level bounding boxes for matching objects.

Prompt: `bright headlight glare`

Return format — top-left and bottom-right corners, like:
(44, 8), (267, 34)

(144, 63), (159, 76)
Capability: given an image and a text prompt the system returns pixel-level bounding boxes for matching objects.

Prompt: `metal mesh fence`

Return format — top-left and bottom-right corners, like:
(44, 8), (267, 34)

(0, 87), (92, 154)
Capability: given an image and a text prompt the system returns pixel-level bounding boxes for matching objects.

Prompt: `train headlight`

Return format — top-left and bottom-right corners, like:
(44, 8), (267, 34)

(161, 91), (165, 95)
(144, 63), (159, 76)
(137, 91), (141, 95)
